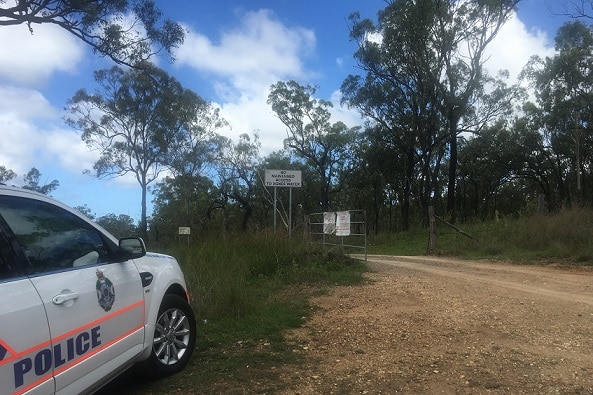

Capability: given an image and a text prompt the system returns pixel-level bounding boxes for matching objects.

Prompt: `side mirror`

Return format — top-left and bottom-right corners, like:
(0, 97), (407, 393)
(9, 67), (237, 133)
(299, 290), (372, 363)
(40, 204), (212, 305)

(116, 237), (147, 261)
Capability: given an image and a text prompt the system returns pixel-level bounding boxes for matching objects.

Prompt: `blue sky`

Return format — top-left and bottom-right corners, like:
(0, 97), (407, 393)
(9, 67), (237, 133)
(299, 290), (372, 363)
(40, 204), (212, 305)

(0, 0), (574, 222)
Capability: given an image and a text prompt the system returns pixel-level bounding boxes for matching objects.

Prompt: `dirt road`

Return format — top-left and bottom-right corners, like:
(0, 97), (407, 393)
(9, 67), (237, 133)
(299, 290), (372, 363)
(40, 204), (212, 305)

(281, 256), (593, 394)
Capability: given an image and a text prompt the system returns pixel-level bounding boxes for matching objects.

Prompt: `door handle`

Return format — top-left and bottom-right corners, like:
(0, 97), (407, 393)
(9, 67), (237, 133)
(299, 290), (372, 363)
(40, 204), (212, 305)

(52, 292), (80, 305)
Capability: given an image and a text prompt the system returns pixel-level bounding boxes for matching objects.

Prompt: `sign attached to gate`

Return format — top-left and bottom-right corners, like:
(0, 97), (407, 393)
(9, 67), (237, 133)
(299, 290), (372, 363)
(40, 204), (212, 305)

(336, 211), (351, 236)
(264, 170), (302, 188)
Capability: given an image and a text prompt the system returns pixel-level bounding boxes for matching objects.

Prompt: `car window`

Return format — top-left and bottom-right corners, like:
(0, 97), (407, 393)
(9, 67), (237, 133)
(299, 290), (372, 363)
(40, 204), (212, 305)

(0, 226), (19, 280)
(0, 195), (113, 274)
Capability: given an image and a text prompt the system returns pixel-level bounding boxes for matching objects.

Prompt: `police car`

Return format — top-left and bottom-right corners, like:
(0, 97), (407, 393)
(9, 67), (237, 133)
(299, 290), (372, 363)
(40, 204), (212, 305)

(0, 185), (196, 394)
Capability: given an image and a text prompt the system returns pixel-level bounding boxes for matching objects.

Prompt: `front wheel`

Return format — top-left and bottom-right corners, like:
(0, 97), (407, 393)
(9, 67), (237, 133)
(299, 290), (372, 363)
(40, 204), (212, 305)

(141, 294), (196, 378)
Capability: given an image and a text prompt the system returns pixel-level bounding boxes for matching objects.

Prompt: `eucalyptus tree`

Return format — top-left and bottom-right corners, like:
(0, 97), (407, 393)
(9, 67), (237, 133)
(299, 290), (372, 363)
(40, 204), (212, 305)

(22, 167), (59, 195)
(0, 166), (16, 183)
(342, 0), (519, 223)
(95, 213), (138, 238)
(342, 128), (402, 233)
(437, 0), (518, 216)
(268, 80), (360, 212)
(164, 96), (227, 228)
(65, 64), (206, 238)
(511, 112), (567, 210)
(457, 123), (526, 219)
(0, 0), (184, 67)
(342, 2), (447, 228)
(151, 174), (219, 241)
(521, 21), (593, 206)
(214, 133), (262, 232)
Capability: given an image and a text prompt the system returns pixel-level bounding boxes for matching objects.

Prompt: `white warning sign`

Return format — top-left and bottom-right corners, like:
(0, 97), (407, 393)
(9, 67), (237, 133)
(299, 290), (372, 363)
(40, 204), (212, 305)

(265, 169), (302, 187)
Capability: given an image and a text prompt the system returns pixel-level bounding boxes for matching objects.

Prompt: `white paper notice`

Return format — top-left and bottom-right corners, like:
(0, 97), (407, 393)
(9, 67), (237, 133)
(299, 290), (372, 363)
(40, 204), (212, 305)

(335, 211), (351, 236)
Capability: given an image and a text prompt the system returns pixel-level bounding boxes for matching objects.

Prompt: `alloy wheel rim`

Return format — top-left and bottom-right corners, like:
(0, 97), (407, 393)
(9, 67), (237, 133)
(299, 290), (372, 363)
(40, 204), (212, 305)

(153, 307), (191, 365)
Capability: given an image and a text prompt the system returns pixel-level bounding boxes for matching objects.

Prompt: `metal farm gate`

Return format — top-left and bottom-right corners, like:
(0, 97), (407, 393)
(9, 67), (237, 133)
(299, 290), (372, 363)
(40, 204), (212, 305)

(306, 210), (367, 261)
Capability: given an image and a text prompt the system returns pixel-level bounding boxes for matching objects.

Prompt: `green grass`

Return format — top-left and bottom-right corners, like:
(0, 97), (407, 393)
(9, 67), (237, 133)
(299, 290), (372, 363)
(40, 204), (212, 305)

(367, 227), (432, 255)
(367, 207), (593, 265)
(100, 233), (369, 394)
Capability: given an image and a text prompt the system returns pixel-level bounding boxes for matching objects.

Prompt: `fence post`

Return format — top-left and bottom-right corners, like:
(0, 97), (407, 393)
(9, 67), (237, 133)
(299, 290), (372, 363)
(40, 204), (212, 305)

(538, 194), (546, 213)
(428, 206), (436, 254)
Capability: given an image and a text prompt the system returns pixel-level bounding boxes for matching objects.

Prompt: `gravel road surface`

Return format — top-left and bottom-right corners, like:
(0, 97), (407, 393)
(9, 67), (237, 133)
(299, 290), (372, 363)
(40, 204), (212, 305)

(281, 255), (593, 394)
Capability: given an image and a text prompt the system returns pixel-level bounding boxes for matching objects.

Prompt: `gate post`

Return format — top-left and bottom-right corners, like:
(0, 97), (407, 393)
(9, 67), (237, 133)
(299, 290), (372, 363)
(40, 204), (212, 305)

(428, 206), (436, 254)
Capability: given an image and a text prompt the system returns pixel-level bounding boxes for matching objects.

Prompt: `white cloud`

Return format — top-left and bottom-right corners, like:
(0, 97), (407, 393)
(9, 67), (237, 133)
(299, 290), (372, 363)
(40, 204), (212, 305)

(0, 21), (91, 180)
(176, 9), (316, 95)
(173, 8), (559, 157)
(0, 84), (96, 178)
(0, 85), (57, 120)
(329, 90), (365, 129)
(218, 90), (289, 154)
(175, 9), (320, 154)
(485, 11), (556, 81)
(0, 23), (84, 86)
(0, 86), (55, 173)
(0, 113), (96, 176)
(44, 128), (97, 172)
(0, 113), (39, 174)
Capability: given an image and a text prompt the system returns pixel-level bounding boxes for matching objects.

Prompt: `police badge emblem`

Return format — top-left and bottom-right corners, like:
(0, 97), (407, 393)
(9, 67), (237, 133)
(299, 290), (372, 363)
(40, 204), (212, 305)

(96, 270), (115, 311)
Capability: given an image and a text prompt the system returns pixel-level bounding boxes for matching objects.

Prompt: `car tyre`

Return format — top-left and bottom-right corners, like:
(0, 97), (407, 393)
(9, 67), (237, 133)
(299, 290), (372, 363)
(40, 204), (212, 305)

(141, 294), (196, 378)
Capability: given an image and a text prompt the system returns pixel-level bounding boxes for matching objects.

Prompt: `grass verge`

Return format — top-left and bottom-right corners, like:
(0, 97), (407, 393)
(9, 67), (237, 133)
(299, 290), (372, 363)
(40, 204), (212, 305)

(367, 207), (593, 265)
(100, 234), (368, 394)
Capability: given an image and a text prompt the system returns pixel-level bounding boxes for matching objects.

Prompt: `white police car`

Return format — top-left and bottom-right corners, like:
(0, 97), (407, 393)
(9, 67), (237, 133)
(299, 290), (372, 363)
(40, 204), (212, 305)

(0, 185), (196, 394)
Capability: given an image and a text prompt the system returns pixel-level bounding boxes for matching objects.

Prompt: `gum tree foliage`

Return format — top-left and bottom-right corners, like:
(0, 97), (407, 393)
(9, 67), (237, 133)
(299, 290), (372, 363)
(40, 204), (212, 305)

(268, 80), (360, 212)
(0, 0), (184, 67)
(150, 123), (228, 240)
(22, 167), (59, 195)
(74, 204), (95, 219)
(151, 103), (228, 239)
(65, 64), (210, 238)
(164, 98), (228, 229)
(509, 114), (564, 210)
(341, 0), (519, 225)
(456, 122), (527, 219)
(151, 174), (219, 241)
(520, 21), (593, 208)
(341, 127), (407, 233)
(0, 166), (16, 183)
(73, 206), (139, 239)
(214, 133), (262, 232)
(0, 166), (59, 194)
(95, 213), (137, 238)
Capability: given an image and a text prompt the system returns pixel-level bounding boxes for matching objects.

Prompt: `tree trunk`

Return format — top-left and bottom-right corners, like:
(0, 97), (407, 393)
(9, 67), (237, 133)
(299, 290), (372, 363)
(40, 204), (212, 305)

(402, 152), (414, 231)
(447, 124), (458, 222)
(141, 181), (148, 241)
(231, 193), (252, 232)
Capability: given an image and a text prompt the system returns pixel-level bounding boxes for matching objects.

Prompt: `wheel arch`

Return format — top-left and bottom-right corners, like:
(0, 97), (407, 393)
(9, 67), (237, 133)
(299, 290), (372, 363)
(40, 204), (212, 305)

(165, 282), (190, 303)
(137, 280), (194, 363)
